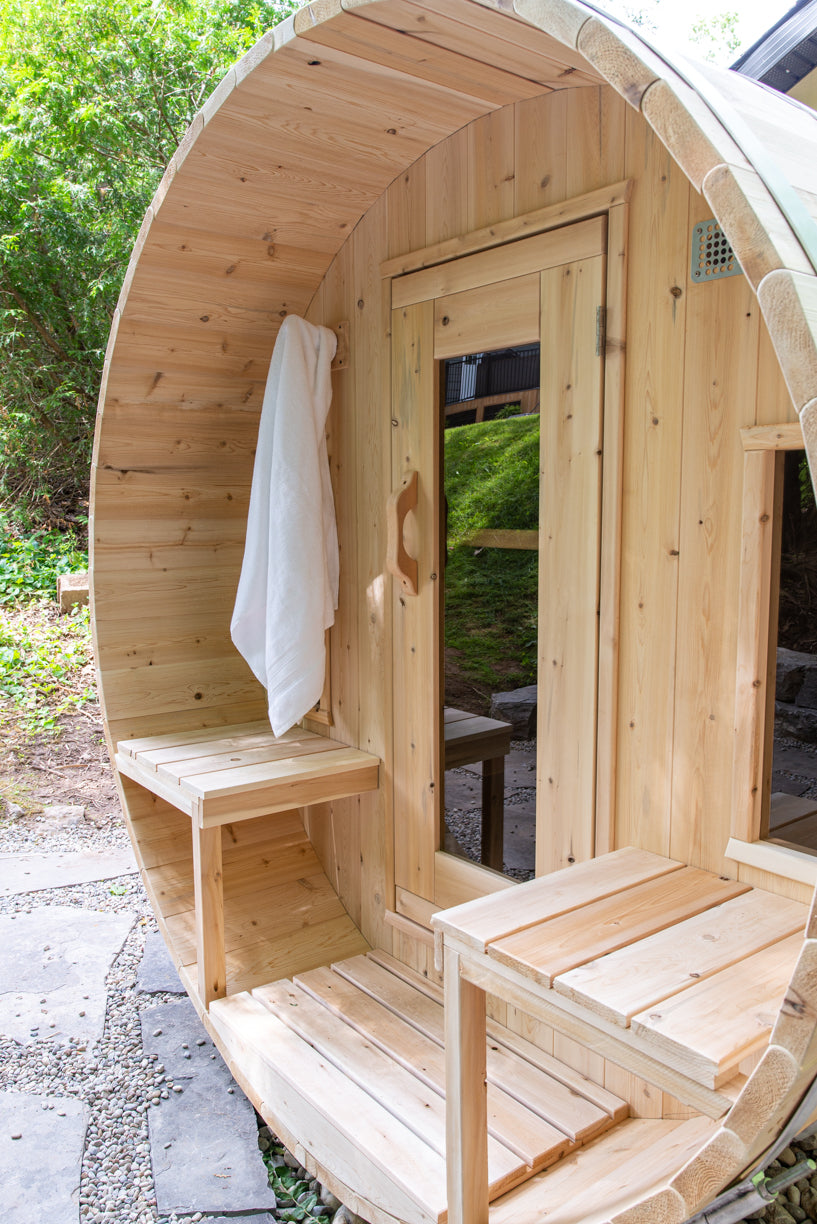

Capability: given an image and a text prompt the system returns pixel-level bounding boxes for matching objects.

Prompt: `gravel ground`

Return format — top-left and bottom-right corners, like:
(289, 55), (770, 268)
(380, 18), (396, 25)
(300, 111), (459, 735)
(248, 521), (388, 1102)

(0, 859), (170, 1224)
(745, 1133), (817, 1223)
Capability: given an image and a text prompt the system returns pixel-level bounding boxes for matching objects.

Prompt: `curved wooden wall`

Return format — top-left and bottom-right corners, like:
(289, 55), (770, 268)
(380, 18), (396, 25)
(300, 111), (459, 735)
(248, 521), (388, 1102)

(93, 0), (817, 916)
(91, 2), (817, 1214)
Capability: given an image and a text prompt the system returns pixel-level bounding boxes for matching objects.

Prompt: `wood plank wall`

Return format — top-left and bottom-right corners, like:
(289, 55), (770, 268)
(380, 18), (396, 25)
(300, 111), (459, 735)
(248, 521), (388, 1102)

(302, 84), (797, 936)
(95, 80), (798, 959)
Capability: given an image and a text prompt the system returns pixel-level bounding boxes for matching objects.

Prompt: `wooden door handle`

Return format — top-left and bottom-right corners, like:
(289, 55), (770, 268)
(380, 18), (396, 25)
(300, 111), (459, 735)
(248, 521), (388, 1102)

(387, 470), (419, 595)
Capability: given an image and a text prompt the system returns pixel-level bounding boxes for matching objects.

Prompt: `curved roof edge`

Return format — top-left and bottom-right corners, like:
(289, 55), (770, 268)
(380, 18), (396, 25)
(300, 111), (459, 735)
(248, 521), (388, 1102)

(514, 0), (817, 460)
(96, 0), (817, 510)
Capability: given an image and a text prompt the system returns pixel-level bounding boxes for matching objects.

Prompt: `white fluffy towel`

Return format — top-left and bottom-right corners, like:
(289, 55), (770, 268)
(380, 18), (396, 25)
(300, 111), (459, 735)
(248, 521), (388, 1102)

(231, 315), (338, 736)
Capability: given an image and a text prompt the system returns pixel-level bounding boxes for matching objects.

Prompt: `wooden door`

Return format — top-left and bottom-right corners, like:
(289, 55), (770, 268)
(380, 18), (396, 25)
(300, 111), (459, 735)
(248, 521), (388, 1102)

(390, 218), (609, 907)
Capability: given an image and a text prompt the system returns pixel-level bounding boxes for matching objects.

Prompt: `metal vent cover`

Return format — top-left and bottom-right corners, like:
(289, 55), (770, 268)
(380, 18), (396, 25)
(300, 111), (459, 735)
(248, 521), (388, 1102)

(690, 220), (742, 282)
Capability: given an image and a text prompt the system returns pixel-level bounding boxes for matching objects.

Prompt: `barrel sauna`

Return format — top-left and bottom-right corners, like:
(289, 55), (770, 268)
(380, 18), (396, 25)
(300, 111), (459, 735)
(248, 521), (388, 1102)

(91, 2), (817, 1221)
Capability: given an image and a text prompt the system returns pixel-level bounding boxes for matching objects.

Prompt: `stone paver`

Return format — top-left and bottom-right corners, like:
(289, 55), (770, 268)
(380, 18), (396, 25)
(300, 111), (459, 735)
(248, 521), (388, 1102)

(444, 770), (481, 810)
(0, 906), (133, 1044)
(503, 797), (536, 874)
(0, 1090), (88, 1223)
(137, 932), (185, 995)
(772, 772), (809, 796)
(141, 998), (277, 1216)
(774, 741), (817, 783)
(461, 746), (538, 789)
(209, 1217), (278, 1223)
(0, 848), (137, 897)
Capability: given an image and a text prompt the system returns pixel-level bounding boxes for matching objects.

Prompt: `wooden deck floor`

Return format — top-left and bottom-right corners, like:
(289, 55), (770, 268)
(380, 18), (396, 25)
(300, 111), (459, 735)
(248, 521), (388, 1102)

(208, 951), (630, 1224)
(123, 799), (727, 1224)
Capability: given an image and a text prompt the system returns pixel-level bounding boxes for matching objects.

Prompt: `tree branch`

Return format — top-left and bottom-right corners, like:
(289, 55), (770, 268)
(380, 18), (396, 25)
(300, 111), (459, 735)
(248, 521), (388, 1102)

(0, 281), (72, 364)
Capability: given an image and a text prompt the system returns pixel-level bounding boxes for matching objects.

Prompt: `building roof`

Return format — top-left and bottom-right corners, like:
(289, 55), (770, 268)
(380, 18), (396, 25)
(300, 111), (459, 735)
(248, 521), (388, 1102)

(734, 0), (817, 92)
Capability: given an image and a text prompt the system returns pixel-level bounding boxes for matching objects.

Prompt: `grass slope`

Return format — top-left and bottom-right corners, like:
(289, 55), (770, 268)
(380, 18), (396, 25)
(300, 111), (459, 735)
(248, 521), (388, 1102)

(444, 415), (539, 698)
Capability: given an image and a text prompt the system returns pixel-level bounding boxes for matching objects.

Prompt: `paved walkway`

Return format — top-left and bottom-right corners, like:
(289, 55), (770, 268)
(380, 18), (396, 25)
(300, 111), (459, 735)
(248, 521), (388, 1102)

(0, 849), (278, 1224)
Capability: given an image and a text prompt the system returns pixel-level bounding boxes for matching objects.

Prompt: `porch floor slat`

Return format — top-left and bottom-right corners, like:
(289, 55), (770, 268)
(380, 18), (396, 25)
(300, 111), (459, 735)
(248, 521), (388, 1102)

(212, 952), (629, 1224)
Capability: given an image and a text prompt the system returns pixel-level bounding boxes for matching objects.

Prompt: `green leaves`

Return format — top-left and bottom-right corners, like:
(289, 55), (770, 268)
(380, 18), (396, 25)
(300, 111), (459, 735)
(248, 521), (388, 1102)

(0, 513), (87, 603)
(0, 0), (303, 526)
(0, 601), (94, 732)
(262, 1141), (332, 1221)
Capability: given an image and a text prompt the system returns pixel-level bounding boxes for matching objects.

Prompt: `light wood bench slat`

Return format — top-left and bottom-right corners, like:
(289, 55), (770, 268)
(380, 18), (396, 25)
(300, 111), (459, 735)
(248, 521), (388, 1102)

(289, 958), (625, 1165)
(257, 978), (530, 1182)
(489, 1116), (716, 1224)
(115, 721), (380, 1006)
(115, 726), (379, 825)
(364, 950), (629, 1121)
(292, 967), (576, 1169)
(156, 734), (342, 782)
(208, 990), (449, 1224)
(117, 748), (197, 817)
(457, 943), (734, 1118)
(432, 845), (685, 953)
(489, 867), (749, 987)
(630, 932), (804, 1088)
(133, 726), (301, 769)
(210, 953), (631, 1224)
(554, 888), (807, 1027)
(118, 719), (271, 757)
(433, 849), (811, 1224)
(182, 745), (375, 801)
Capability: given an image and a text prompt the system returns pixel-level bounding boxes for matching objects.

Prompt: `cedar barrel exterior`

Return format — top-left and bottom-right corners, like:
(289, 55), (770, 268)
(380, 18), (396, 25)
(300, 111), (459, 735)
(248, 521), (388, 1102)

(91, 2), (817, 1221)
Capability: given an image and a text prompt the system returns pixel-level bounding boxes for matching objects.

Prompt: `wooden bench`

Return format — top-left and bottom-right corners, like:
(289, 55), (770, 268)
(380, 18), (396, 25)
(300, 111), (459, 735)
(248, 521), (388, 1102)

(432, 846), (809, 1224)
(444, 707), (513, 871)
(116, 721), (379, 1005)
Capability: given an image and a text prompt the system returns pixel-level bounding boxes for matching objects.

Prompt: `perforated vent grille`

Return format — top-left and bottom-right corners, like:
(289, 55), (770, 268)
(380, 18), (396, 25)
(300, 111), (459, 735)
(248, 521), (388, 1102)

(690, 220), (741, 283)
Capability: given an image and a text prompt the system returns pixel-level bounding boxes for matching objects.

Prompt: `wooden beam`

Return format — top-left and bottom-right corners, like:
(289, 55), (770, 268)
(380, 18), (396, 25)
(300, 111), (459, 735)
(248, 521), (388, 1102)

(192, 823), (226, 1006)
(461, 530), (539, 550)
(382, 185), (628, 279)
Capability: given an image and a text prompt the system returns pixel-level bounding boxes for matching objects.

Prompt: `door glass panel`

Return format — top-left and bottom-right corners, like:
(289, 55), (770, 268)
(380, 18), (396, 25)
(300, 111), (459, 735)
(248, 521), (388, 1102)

(441, 344), (539, 881)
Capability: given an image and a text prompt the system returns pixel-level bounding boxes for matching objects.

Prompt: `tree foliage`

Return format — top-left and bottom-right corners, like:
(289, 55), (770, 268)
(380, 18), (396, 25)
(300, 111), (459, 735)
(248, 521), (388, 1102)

(690, 10), (742, 63)
(0, 0), (300, 527)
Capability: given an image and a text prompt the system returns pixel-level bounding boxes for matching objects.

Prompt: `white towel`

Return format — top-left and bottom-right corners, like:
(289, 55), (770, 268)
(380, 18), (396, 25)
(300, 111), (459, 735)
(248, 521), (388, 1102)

(231, 315), (338, 736)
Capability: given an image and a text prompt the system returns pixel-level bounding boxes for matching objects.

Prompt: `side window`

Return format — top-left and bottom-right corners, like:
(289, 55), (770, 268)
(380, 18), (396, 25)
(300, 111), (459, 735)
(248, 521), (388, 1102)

(730, 423), (817, 870)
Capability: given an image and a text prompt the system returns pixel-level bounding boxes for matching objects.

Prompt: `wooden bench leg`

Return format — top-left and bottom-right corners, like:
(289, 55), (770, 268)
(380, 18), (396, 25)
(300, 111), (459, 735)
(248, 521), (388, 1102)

(192, 823), (226, 1006)
(445, 948), (488, 1224)
(481, 756), (505, 871)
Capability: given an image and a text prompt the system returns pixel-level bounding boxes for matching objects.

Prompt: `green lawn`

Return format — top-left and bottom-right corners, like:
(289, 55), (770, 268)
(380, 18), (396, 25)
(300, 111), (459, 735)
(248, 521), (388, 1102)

(444, 414), (539, 695)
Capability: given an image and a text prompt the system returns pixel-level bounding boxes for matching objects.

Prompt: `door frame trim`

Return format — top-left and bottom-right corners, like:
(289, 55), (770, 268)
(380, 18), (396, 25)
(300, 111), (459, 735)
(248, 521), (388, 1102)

(389, 192), (628, 901)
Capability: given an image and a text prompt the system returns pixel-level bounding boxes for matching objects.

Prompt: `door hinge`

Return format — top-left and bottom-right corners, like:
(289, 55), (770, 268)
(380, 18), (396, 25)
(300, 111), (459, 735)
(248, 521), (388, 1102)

(595, 306), (606, 357)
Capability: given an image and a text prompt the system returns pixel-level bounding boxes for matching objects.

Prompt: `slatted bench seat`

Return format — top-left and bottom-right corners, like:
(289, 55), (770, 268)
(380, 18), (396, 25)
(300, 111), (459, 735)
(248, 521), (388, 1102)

(208, 950), (630, 1224)
(444, 707), (513, 870)
(116, 721), (379, 1005)
(432, 846), (809, 1224)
